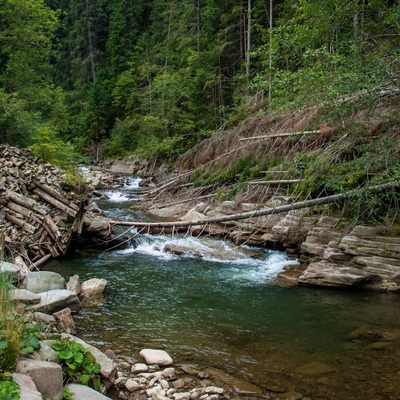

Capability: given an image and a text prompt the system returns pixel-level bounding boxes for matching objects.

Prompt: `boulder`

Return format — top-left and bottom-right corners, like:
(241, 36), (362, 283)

(0, 261), (20, 280)
(66, 275), (81, 294)
(10, 289), (41, 304)
(53, 307), (76, 334)
(32, 290), (82, 314)
(12, 372), (43, 400)
(36, 341), (59, 363)
(16, 358), (63, 400)
(81, 278), (108, 300)
(62, 334), (117, 387)
(23, 271), (65, 294)
(140, 349), (173, 366)
(66, 383), (112, 399)
(298, 261), (378, 288)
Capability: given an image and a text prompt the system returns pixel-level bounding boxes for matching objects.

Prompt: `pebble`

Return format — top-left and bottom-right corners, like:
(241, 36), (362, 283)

(132, 363), (150, 374)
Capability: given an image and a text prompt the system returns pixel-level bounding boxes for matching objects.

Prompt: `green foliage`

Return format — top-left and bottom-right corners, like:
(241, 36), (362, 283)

(0, 373), (20, 400)
(63, 386), (74, 400)
(52, 338), (101, 389)
(0, 274), (40, 372)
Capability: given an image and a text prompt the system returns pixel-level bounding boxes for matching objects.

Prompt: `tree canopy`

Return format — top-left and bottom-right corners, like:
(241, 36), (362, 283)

(0, 0), (398, 162)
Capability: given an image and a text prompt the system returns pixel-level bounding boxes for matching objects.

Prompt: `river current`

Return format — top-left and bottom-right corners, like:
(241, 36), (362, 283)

(47, 178), (400, 400)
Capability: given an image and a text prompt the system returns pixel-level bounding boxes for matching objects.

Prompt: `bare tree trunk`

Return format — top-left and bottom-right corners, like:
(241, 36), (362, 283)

(109, 182), (400, 229)
(245, 0), (252, 76)
(86, 0), (96, 82)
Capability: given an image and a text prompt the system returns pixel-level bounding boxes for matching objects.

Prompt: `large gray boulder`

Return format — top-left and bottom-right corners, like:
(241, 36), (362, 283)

(66, 383), (112, 400)
(32, 289), (82, 314)
(23, 271), (65, 294)
(16, 358), (63, 400)
(62, 334), (117, 387)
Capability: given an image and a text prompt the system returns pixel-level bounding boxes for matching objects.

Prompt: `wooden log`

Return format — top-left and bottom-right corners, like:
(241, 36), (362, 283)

(239, 130), (320, 142)
(33, 187), (77, 217)
(108, 181), (399, 229)
(33, 180), (79, 212)
(5, 190), (47, 215)
(32, 254), (52, 269)
(5, 201), (43, 223)
(248, 179), (304, 185)
(6, 213), (36, 234)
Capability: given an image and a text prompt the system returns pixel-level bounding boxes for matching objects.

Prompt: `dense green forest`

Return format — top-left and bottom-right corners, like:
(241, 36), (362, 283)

(0, 0), (399, 165)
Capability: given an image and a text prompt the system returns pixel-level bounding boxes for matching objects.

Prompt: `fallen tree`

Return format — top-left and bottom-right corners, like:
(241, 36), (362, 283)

(109, 181), (399, 229)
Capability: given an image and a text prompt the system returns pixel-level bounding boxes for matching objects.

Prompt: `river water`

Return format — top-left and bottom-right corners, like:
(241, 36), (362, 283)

(47, 178), (400, 400)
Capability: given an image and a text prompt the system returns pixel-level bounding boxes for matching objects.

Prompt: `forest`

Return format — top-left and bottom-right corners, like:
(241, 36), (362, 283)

(0, 0), (399, 166)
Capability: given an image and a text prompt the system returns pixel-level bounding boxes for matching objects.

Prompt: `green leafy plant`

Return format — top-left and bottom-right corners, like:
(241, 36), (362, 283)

(63, 386), (74, 400)
(0, 372), (20, 400)
(52, 338), (101, 389)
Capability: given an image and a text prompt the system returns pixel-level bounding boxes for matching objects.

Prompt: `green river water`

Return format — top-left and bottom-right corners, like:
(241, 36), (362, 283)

(46, 181), (400, 400)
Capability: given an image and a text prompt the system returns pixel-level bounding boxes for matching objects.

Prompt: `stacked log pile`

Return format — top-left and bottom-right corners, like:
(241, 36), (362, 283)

(0, 145), (89, 267)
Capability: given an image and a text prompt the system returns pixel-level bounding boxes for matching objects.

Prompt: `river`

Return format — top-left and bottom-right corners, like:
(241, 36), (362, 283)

(46, 178), (400, 400)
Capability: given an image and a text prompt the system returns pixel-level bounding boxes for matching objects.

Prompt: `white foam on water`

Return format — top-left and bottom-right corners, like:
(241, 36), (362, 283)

(124, 177), (142, 189)
(103, 191), (131, 202)
(117, 234), (298, 283)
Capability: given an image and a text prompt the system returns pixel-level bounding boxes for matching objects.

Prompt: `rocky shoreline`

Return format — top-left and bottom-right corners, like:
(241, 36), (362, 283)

(99, 158), (400, 293)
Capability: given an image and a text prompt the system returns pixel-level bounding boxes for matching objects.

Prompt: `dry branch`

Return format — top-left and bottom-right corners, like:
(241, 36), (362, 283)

(239, 130), (320, 142)
(248, 179), (304, 185)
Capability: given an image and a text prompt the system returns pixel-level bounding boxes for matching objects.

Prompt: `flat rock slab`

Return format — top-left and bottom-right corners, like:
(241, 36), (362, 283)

(66, 383), (112, 399)
(23, 271), (65, 293)
(16, 358), (63, 400)
(12, 372), (43, 400)
(32, 289), (82, 314)
(140, 349), (173, 366)
(294, 361), (336, 375)
(10, 288), (41, 303)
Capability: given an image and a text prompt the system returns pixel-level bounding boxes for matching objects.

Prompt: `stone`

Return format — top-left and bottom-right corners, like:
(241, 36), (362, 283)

(140, 349), (173, 366)
(36, 341), (59, 363)
(173, 392), (192, 400)
(12, 372), (43, 400)
(66, 383), (112, 399)
(33, 312), (56, 325)
(32, 290), (82, 314)
(10, 288), (41, 304)
(0, 261), (20, 280)
(180, 210), (206, 222)
(171, 379), (185, 389)
(298, 261), (377, 288)
(62, 334), (117, 387)
(53, 307), (76, 334)
(131, 363), (149, 374)
(16, 358), (63, 400)
(204, 387), (224, 395)
(181, 365), (199, 376)
(67, 275), (81, 294)
(161, 367), (176, 379)
(23, 271), (65, 294)
(294, 362), (336, 375)
(81, 278), (108, 299)
(125, 379), (140, 392)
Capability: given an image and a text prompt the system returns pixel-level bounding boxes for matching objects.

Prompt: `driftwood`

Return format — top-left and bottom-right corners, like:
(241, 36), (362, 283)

(248, 179), (304, 185)
(239, 130), (320, 142)
(0, 145), (89, 266)
(109, 181), (399, 229)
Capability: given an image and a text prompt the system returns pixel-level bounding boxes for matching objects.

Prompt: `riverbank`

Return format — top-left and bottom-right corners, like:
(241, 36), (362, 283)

(101, 159), (400, 293)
